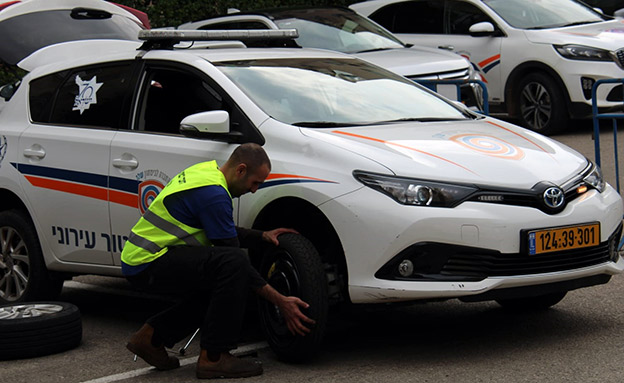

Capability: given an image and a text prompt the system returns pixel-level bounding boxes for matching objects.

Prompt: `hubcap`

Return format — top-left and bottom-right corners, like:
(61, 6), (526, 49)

(0, 303), (62, 320)
(520, 82), (551, 131)
(0, 226), (30, 301)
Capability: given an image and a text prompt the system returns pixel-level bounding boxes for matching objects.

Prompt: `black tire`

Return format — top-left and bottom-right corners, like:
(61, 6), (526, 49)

(496, 291), (567, 311)
(0, 210), (64, 304)
(258, 233), (328, 363)
(0, 301), (82, 360)
(516, 72), (568, 135)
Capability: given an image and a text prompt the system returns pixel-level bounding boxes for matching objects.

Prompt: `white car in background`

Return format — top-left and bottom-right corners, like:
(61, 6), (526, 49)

(352, 0), (624, 135)
(178, 6), (484, 109)
(0, 2), (623, 362)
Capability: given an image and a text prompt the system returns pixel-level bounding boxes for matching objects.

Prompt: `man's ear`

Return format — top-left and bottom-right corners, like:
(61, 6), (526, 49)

(235, 163), (247, 177)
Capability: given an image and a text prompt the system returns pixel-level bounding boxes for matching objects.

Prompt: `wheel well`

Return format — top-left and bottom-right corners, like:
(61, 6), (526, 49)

(0, 189), (28, 214)
(504, 62), (570, 118)
(250, 197), (348, 302)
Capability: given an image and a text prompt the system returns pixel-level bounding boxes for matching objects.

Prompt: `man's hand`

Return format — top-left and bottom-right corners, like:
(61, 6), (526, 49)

(257, 284), (315, 336)
(262, 228), (299, 246)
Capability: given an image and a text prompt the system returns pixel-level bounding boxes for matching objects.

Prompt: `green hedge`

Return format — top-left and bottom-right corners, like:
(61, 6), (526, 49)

(0, 0), (351, 86)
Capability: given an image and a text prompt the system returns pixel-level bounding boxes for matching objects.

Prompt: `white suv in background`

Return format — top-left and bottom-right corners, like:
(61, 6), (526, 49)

(0, 24), (622, 362)
(352, 0), (624, 134)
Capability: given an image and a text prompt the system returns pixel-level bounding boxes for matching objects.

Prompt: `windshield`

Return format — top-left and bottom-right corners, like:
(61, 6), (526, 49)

(483, 0), (605, 29)
(0, 10), (143, 65)
(216, 58), (468, 126)
(271, 8), (404, 53)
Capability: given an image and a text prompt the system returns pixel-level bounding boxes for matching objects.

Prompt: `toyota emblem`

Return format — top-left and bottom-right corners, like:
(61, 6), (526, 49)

(543, 187), (564, 208)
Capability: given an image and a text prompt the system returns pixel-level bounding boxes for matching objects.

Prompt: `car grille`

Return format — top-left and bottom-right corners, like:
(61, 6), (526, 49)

(616, 49), (624, 69)
(441, 240), (611, 278)
(407, 67), (470, 81)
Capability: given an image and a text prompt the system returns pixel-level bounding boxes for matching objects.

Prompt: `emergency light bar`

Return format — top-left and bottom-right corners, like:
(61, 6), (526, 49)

(139, 29), (299, 42)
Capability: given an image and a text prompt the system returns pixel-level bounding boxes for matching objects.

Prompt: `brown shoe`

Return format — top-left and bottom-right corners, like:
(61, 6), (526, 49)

(126, 323), (180, 370)
(196, 350), (263, 379)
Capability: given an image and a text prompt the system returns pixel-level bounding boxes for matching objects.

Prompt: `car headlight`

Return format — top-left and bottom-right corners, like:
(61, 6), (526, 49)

(583, 163), (605, 193)
(554, 44), (613, 62)
(353, 171), (478, 207)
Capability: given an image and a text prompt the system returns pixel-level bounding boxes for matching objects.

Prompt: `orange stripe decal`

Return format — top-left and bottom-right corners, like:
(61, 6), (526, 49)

(109, 189), (139, 208)
(485, 121), (556, 160)
(332, 130), (478, 175)
(266, 173), (330, 182)
(478, 54), (500, 68)
(25, 176), (108, 201)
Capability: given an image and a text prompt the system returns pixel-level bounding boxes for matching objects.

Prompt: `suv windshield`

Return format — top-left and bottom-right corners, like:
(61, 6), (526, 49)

(0, 9), (142, 65)
(216, 58), (467, 126)
(484, 0), (605, 29)
(270, 8), (405, 53)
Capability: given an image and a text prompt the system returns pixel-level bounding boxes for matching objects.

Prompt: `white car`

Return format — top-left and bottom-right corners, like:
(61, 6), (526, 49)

(178, 6), (484, 110)
(352, 0), (624, 135)
(1, 25), (623, 360)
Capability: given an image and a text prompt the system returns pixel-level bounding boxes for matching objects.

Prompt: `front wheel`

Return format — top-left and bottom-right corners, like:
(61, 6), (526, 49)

(496, 291), (567, 311)
(0, 210), (63, 303)
(258, 233), (328, 362)
(516, 72), (568, 135)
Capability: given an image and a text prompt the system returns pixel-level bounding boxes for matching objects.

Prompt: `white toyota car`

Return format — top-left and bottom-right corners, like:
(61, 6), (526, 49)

(352, 0), (624, 135)
(0, 2), (622, 361)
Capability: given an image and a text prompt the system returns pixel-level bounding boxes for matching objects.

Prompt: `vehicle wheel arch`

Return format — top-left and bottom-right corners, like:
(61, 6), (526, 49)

(504, 61), (571, 118)
(0, 188), (29, 215)
(250, 196), (349, 304)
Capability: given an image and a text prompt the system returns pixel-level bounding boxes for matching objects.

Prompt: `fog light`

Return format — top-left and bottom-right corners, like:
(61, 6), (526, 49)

(581, 77), (595, 100)
(398, 259), (414, 277)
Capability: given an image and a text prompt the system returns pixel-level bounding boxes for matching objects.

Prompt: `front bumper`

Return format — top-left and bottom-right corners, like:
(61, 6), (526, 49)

(321, 183), (623, 303)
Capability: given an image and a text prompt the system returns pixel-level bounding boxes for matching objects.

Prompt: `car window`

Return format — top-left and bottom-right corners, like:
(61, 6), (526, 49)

(31, 62), (135, 129)
(368, 0), (444, 34)
(483, 0), (604, 29)
(135, 65), (263, 143)
(198, 21), (270, 30)
(0, 10), (142, 65)
(216, 58), (467, 126)
(447, 1), (493, 34)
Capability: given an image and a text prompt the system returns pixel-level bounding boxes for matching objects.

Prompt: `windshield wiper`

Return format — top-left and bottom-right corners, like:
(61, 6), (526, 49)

(293, 121), (364, 128)
(558, 20), (601, 28)
(381, 117), (467, 123)
(355, 47), (391, 54)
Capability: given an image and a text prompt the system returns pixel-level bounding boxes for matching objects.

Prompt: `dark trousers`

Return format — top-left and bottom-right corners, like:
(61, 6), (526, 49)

(126, 246), (252, 353)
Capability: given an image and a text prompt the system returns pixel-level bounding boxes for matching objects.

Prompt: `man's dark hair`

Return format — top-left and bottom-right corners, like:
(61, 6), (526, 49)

(229, 143), (271, 173)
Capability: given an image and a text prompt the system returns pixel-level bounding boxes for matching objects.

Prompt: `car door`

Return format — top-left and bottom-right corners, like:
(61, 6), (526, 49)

(108, 61), (263, 265)
(18, 62), (135, 265)
(366, 0), (504, 101)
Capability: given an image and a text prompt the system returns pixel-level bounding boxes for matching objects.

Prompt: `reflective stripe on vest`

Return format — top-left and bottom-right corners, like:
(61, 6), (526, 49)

(121, 160), (231, 266)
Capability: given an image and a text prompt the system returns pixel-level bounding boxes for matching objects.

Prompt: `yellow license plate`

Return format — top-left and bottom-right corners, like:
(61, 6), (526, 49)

(527, 223), (600, 255)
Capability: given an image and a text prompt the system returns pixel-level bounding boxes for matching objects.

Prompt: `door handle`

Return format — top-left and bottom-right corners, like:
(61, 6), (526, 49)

(438, 45), (455, 51)
(23, 146), (46, 159)
(112, 157), (139, 169)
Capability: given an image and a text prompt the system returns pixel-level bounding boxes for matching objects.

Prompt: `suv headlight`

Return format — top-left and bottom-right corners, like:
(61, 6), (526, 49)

(583, 163), (605, 193)
(554, 44), (613, 62)
(354, 171), (478, 207)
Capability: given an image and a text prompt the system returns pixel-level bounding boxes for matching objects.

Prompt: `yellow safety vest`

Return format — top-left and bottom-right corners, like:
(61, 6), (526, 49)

(121, 161), (231, 266)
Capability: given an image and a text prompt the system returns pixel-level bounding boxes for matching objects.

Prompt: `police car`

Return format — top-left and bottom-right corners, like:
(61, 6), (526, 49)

(351, 0), (624, 135)
(0, 21), (622, 360)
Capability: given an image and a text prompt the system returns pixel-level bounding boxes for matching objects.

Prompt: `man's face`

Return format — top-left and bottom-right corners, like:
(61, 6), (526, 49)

(230, 163), (270, 197)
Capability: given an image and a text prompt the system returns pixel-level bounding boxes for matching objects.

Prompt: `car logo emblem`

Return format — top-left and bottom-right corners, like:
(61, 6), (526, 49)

(543, 187), (564, 208)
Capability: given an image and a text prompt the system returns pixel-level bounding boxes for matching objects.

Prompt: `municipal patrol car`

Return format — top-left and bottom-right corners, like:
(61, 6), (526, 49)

(0, 22), (622, 360)
(352, 0), (624, 135)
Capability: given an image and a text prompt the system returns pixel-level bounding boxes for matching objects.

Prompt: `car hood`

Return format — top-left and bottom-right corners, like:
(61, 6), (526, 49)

(354, 46), (469, 78)
(300, 118), (588, 189)
(525, 19), (624, 50)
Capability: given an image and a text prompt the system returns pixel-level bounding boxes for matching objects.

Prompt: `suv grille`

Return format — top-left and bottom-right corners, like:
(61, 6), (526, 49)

(407, 68), (470, 81)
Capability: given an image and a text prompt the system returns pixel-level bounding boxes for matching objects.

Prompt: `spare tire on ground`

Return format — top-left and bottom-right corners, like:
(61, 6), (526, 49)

(0, 301), (82, 360)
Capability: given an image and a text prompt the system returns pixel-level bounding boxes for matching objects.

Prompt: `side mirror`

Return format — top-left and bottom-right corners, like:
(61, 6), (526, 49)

(0, 81), (19, 101)
(179, 110), (243, 143)
(469, 22), (495, 37)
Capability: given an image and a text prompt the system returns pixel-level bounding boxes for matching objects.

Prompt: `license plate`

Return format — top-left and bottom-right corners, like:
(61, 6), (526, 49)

(527, 223), (600, 255)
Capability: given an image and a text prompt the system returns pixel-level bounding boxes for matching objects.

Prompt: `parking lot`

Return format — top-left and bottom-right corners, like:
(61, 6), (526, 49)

(0, 119), (623, 383)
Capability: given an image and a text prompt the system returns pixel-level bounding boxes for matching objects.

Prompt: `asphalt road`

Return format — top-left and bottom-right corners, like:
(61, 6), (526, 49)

(1, 118), (624, 383)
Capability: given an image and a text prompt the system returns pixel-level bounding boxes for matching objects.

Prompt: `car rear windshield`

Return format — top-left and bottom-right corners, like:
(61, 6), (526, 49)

(215, 57), (468, 126)
(0, 9), (142, 65)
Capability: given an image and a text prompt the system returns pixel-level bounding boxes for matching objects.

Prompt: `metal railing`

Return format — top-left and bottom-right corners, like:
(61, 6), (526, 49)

(416, 79), (489, 115)
(591, 78), (624, 193)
